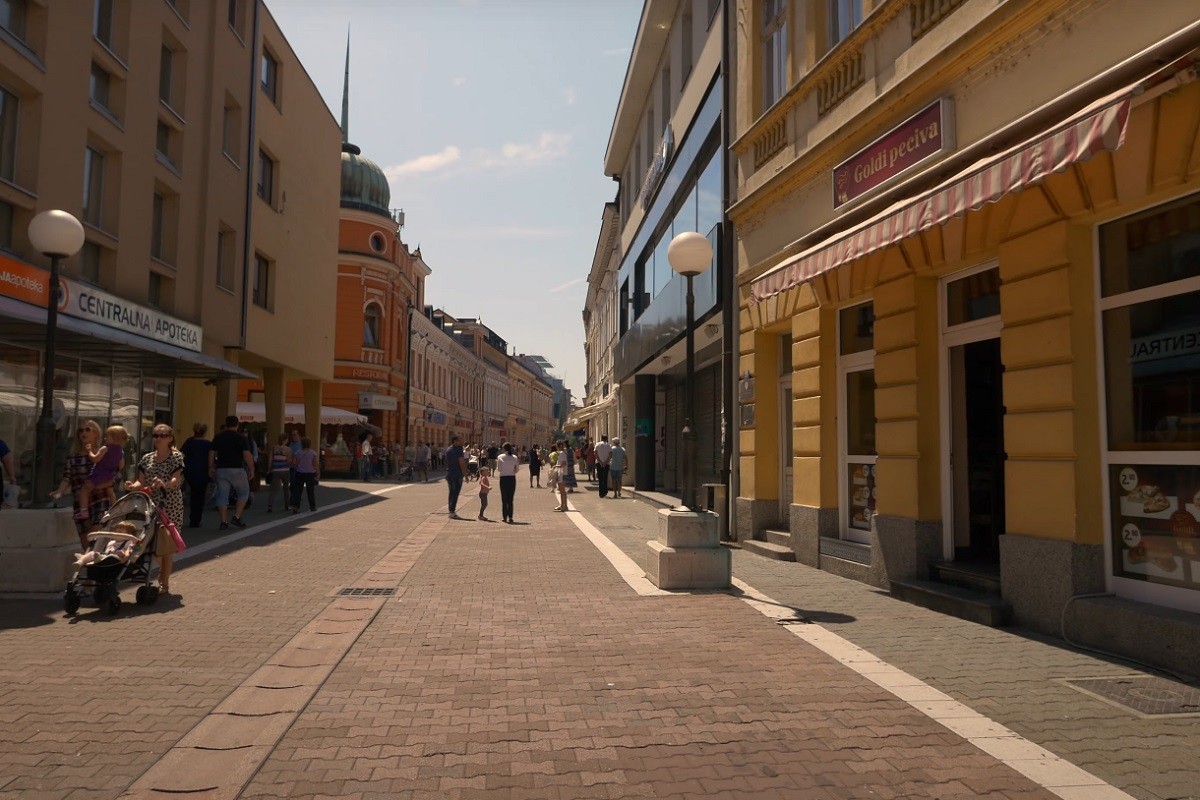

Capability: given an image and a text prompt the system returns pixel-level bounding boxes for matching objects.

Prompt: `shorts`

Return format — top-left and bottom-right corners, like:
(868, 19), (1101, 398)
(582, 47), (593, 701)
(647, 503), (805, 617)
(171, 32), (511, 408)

(215, 467), (250, 507)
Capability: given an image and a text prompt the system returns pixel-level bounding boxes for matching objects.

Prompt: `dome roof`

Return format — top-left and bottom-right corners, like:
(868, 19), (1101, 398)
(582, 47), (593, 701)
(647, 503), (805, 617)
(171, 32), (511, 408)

(340, 142), (391, 218)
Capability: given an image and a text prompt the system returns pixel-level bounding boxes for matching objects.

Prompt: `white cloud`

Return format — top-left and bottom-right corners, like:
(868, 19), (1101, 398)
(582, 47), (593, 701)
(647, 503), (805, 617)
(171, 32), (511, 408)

(563, 87), (576, 105)
(384, 146), (462, 178)
(482, 131), (571, 169)
(452, 76), (467, 87)
(549, 278), (585, 293)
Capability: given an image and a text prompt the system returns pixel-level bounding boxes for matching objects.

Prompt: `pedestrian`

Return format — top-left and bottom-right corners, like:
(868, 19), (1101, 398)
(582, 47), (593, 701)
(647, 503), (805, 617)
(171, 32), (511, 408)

(444, 434), (468, 520)
(609, 437), (627, 498)
(124, 423), (184, 595)
(77, 424), (128, 514)
(585, 439), (597, 482)
(528, 444), (542, 488)
(415, 441), (431, 482)
(359, 433), (374, 483)
(477, 466), (492, 521)
(594, 434), (612, 498)
(562, 440), (579, 494)
(287, 429), (302, 489)
(486, 441), (499, 472)
(50, 420), (108, 548)
(553, 441), (570, 511)
(266, 433), (292, 512)
(208, 415), (253, 530)
(497, 442), (519, 524)
(290, 437), (320, 512)
(179, 422), (211, 528)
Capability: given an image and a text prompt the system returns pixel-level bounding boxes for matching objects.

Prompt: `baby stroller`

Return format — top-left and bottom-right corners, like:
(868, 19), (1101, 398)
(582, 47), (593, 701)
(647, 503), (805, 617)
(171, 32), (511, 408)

(395, 461), (414, 482)
(64, 491), (163, 616)
(466, 457), (480, 482)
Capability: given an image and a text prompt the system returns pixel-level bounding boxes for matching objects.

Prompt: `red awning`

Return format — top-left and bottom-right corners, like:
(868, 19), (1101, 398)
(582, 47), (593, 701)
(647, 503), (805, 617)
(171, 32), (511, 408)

(750, 87), (1134, 303)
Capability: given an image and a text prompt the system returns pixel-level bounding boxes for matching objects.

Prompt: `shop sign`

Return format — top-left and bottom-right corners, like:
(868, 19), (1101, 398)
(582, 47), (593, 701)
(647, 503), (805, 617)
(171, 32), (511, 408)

(336, 365), (388, 381)
(0, 255), (49, 305)
(425, 409), (447, 425)
(358, 392), (398, 411)
(834, 99), (954, 208)
(1129, 327), (1200, 363)
(638, 125), (675, 211)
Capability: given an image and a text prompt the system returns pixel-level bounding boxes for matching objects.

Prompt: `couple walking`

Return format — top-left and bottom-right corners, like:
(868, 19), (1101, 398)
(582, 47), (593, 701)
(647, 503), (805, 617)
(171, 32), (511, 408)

(593, 435), (627, 499)
(445, 434), (520, 523)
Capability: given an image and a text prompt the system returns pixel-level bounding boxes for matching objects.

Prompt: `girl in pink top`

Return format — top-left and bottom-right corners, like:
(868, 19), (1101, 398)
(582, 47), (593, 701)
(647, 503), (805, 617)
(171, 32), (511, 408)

(477, 467), (492, 521)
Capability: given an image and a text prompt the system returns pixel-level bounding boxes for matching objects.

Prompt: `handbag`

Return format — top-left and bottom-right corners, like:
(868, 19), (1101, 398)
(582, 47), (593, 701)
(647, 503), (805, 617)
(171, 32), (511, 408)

(157, 506), (187, 552)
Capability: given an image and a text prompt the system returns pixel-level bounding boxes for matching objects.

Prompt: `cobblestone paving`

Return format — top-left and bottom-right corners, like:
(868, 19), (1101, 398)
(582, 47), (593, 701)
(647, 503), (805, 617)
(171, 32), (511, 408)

(571, 485), (1200, 800)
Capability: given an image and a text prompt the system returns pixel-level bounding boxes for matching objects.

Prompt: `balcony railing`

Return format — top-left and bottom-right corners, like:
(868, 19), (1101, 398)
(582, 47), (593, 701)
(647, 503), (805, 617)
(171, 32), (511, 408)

(752, 116), (788, 168)
(816, 49), (865, 117)
(911, 0), (967, 40)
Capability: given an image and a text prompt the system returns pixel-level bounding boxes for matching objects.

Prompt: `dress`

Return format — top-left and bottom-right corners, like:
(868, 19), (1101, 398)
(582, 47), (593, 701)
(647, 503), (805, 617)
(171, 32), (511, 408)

(137, 449), (185, 556)
(64, 453), (111, 533)
(561, 448), (578, 488)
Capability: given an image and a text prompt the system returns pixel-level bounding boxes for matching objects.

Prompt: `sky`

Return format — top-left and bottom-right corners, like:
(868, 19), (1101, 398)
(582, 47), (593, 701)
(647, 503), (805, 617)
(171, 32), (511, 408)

(268, 0), (643, 403)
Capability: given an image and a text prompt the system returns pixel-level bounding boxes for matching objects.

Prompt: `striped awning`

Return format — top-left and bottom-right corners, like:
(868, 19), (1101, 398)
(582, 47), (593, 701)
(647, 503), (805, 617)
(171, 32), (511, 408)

(566, 394), (616, 427)
(750, 86), (1135, 303)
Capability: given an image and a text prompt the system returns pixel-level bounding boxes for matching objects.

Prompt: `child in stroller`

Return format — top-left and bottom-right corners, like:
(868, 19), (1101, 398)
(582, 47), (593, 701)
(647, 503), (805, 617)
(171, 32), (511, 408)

(65, 491), (164, 616)
(73, 520), (139, 568)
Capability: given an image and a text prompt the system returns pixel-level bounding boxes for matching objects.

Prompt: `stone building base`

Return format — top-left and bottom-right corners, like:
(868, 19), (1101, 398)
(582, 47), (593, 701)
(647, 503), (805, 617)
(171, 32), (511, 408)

(998, 533), (1105, 635)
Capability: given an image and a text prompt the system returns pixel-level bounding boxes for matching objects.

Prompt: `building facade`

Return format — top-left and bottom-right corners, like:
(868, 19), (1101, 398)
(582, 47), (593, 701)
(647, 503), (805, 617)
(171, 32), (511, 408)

(601, 0), (728, 494)
(0, 0), (338, 501)
(732, 0), (1200, 671)
(579, 203), (621, 442)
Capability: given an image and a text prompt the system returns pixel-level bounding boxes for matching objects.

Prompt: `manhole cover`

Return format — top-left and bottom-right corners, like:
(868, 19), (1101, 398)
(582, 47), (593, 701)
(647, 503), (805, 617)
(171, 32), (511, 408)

(1065, 675), (1200, 717)
(337, 587), (396, 597)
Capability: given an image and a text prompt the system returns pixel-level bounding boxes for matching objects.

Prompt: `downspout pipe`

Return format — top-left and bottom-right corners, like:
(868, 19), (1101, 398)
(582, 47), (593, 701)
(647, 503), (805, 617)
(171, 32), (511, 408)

(239, 0), (262, 349)
(719, 0), (737, 538)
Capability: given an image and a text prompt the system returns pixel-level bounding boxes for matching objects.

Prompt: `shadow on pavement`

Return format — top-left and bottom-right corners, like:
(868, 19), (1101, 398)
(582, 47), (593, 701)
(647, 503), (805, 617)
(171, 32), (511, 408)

(728, 584), (858, 624)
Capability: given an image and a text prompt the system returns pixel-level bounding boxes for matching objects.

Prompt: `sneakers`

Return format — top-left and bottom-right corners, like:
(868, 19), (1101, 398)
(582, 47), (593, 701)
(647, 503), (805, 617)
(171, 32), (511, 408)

(448, 513), (464, 520)
(230, 517), (246, 529)
(219, 522), (229, 531)
(477, 515), (488, 521)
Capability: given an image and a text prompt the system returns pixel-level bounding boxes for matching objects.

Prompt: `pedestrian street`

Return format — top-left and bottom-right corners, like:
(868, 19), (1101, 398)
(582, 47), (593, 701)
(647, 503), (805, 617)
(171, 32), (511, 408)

(0, 479), (1196, 800)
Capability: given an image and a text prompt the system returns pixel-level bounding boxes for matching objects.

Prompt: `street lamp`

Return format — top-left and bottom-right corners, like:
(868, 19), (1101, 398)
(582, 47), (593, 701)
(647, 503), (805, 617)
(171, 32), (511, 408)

(667, 230), (713, 511)
(28, 210), (85, 507)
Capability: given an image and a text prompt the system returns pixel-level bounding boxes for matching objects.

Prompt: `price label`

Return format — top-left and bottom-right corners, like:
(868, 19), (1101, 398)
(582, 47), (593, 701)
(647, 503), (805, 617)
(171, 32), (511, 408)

(1118, 467), (1138, 492)
(1121, 523), (1141, 547)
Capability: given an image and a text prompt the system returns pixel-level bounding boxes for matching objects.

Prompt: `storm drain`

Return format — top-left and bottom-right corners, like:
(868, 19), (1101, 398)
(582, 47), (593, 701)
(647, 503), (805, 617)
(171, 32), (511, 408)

(337, 587), (397, 597)
(1065, 675), (1200, 717)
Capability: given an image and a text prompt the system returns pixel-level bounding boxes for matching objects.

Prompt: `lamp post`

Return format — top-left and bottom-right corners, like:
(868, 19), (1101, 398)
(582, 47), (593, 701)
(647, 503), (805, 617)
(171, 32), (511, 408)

(28, 210), (85, 507)
(667, 231), (713, 511)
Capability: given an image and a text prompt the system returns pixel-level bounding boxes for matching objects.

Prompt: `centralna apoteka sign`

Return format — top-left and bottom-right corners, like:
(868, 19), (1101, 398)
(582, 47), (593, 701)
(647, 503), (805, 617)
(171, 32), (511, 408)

(58, 277), (203, 352)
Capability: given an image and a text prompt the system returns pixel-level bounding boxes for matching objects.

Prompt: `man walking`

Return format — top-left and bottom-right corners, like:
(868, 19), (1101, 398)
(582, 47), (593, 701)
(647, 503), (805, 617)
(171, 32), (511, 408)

(609, 437), (627, 499)
(209, 415), (254, 530)
(445, 434), (468, 519)
(594, 434), (612, 498)
(496, 443), (519, 524)
(415, 441), (431, 482)
(359, 434), (374, 482)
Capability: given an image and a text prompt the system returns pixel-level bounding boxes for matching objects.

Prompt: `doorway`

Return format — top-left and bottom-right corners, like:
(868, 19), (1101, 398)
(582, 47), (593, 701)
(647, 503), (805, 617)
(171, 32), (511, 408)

(948, 337), (1006, 562)
(779, 373), (792, 522)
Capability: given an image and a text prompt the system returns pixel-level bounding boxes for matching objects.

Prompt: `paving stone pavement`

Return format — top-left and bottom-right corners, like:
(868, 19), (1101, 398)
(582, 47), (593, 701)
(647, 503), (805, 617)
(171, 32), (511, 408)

(572, 483), (1200, 800)
(0, 477), (1190, 799)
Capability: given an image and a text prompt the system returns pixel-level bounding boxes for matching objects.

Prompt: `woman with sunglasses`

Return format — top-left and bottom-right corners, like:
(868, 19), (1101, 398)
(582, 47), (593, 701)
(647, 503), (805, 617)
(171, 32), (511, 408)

(124, 424), (184, 595)
(51, 420), (108, 549)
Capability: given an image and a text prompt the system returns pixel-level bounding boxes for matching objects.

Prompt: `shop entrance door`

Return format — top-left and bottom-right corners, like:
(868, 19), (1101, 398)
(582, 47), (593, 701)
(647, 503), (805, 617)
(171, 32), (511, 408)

(947, 336), (1006, 562)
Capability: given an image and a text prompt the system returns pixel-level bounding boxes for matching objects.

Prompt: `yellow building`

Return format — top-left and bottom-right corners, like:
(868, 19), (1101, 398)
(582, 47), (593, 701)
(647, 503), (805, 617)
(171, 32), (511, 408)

(0, 0), (337, 496)
(732, 0), (1200, 671)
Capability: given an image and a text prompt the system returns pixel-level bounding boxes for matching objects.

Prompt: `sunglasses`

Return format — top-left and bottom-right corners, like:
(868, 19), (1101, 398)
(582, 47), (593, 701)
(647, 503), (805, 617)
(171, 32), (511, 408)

(152, 433), (172, 438)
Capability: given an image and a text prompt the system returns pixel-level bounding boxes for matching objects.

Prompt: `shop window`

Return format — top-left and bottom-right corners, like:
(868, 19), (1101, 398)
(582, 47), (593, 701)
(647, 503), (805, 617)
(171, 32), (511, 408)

(761, 0), (787, 110)
(1100, 193), (1200, 598)
(839, 301), (876, 541)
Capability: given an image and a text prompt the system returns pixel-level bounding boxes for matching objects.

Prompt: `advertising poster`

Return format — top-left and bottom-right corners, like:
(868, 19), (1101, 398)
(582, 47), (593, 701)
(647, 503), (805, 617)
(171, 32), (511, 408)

(1111, 464), (1200, 590)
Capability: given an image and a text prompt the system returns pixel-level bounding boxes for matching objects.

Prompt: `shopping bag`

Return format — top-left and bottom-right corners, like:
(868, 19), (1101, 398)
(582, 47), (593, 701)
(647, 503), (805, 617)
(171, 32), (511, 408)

(157, 507), (187, 553)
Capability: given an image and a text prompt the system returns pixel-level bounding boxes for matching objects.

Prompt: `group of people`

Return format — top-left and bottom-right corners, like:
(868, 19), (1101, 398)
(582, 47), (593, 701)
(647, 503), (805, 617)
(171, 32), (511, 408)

(355, 436), (441, 482)
(439, 434), (629, 521)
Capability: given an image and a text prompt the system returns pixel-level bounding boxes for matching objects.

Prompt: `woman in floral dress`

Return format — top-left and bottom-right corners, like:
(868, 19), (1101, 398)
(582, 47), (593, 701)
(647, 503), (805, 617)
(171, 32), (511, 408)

(125, 423), (184, 594)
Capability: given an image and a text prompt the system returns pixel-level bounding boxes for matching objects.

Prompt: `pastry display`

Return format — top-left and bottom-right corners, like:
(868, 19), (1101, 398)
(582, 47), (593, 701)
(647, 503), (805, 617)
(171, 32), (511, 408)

(1126, 484), (1170, 513)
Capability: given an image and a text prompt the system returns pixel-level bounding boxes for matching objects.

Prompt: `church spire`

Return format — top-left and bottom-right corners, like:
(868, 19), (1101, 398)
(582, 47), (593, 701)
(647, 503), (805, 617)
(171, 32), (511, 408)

(340, 28), (350, 145)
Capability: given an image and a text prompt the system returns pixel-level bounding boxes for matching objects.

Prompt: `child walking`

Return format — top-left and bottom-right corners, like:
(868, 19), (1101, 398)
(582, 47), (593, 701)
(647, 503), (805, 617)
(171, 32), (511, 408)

(477, 467), (492, 521)
(77, 425), (128, 519)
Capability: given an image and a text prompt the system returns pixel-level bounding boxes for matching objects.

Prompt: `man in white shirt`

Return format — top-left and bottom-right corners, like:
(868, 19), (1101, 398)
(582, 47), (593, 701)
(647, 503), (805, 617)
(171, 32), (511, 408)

(415, 441), (431, 482)
(495, 443), (521, 524)
(360, 434), (373, 483)
(594, 435), (613, 498)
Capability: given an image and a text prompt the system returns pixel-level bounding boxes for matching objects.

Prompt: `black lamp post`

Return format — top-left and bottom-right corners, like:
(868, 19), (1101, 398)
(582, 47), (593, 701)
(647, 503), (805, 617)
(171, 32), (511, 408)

(28, 210), (85, 507)
(667, 231), (713, 512)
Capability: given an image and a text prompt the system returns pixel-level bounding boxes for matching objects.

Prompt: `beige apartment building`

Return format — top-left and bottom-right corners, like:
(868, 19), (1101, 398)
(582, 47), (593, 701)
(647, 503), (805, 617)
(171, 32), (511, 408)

(732, 0), (1199, 672)
(0, 0), (338, 501)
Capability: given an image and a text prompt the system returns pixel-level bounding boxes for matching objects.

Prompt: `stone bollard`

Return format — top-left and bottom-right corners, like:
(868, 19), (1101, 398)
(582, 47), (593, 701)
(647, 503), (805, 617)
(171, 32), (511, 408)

(0, 508), (79, 595)
(647, 507), (731, 590)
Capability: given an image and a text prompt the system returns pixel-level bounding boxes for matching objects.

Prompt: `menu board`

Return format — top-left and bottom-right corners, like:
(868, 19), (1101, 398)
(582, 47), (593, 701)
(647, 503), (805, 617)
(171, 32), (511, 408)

(848, 463), (876, 531)
(1111, 464), (1200, 590)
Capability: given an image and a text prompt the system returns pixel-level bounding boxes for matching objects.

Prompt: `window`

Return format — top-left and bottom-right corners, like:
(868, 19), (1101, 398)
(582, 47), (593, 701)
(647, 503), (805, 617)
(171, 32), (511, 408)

(707, 0), (720, 27)
(216, 226), (234, 290)
(0, 0), (26, 40)
(256, 149), (275, 204)
(150, 192), (165, 260)
(260, 49), (278, 104)
(660, 67), (671, 130)
(828, 0), (862, 46)
(681, 8), (693, 79)
(89, 63), (111, 111)
(252, 253), (271, 309)
(93, 0), (113, 47)
(80, 241), (101, 284)
(0, 86), (16, 182)
(82, 147), (104, 227)
(148, 271), (162, 308)
(946, 267), (1000, 327)
(222, 99), (241, 161)
(227, 0), (246, 38)
(761, 0), (787, 109)
(369, 231), (385, 253)
(1100, 194), (1200, 596)
(363, 304), (382, 347)
(156, 120), (171, 159)
(839, 301), (875, 541)
(158, 44), (173, 104)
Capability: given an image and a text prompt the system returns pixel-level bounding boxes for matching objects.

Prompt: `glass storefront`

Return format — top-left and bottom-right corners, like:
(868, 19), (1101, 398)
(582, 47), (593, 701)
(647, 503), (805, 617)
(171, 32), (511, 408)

(839, 302), (876, 541)
(0, 341), (171, 506)
(1101, 193), (1200, 593)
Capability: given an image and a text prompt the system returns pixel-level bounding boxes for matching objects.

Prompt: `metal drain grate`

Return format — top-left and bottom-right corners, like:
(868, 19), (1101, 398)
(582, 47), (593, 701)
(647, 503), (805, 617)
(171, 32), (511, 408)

(1066, 675), (1200, 717)
(337, 587), (396, 597)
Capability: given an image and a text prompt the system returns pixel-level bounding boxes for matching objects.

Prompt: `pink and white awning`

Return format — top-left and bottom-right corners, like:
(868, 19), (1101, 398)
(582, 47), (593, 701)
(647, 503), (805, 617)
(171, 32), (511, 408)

(750, 88), (1134, 303)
